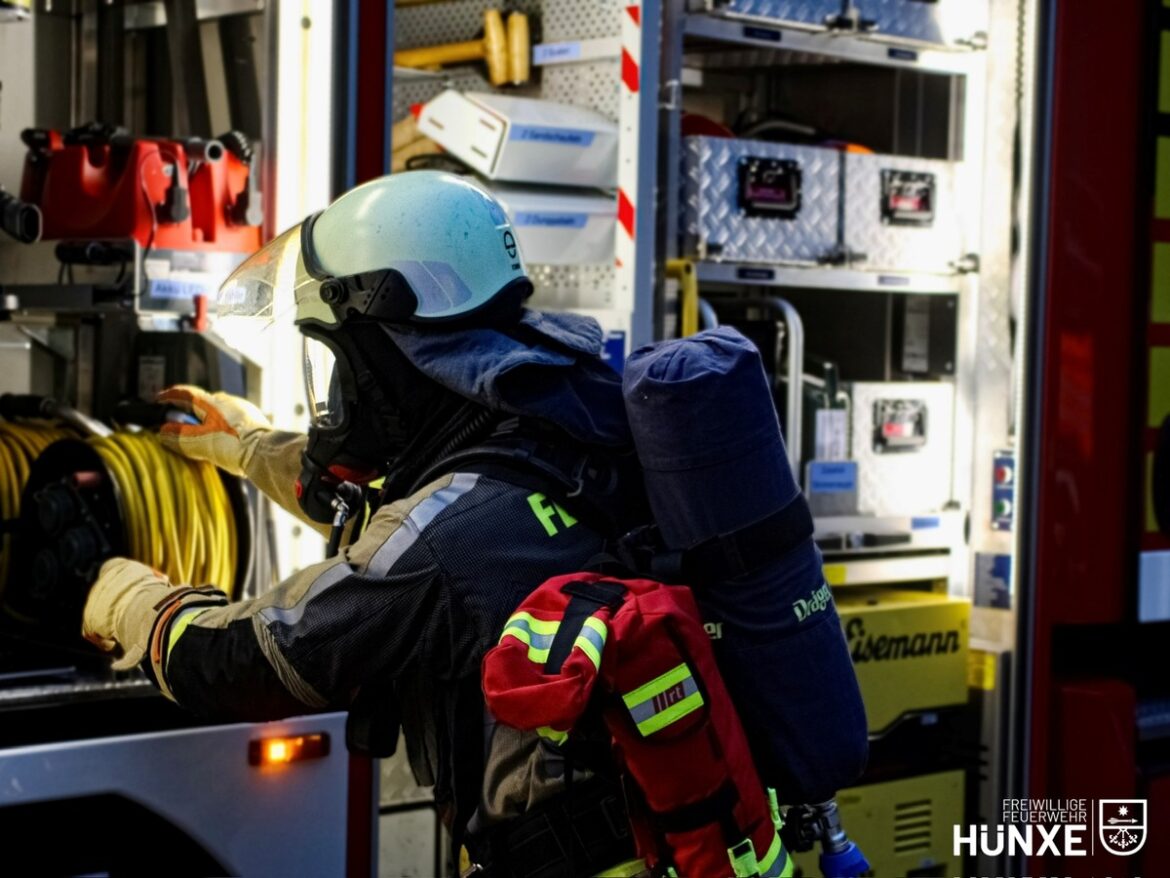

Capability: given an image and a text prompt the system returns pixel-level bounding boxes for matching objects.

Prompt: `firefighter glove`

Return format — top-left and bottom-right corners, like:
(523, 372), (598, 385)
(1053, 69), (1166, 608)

(157, 385), (272, 477)
(82, 558), (180, 670)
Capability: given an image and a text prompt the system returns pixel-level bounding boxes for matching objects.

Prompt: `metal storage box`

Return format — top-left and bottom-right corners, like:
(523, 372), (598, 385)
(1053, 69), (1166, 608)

(688, 0), (842, 31)
(848, 380), (955, 517)
(859, 0), (989, 50)
(487, 184), (616, 265)
(843, 152), (964, 275)
(683, 135), (841, 265)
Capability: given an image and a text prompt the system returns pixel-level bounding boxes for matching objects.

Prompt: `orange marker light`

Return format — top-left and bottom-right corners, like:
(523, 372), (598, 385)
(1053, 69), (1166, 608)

(248, 732), (331, 768)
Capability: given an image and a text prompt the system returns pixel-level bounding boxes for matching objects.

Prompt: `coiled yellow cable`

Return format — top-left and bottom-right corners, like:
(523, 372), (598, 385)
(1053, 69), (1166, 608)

(1, 421), (75, 592)
(90, 432), (237, 593)
(0, 422), (236, 598)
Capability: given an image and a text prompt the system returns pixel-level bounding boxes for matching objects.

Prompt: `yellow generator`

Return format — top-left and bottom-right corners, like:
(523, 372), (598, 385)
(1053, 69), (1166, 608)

(834, 588), (971, 734)
(792, 770), (965, 878)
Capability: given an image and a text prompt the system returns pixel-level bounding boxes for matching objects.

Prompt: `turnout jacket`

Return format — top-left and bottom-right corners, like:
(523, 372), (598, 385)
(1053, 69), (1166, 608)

(148, 467), (608, 832)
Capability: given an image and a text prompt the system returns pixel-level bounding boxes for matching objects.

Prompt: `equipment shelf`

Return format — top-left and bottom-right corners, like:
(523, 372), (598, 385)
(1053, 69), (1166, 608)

(692, 260), (964, 295)
(683, 13), (982, 76)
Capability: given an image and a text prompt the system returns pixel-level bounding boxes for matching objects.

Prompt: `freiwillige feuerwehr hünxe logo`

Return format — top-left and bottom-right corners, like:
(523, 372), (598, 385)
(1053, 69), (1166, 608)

(1097, 799), (1146, 856)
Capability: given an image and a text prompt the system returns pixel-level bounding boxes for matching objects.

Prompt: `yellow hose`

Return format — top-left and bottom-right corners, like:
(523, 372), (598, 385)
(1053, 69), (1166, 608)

(0, 421), (74, 594)
(1, 423), (237, 599)
(90, 432), (237, 594)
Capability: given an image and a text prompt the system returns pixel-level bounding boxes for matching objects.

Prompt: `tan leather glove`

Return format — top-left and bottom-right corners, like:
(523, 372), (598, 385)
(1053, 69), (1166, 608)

(82, 558), (182, 670)
(157, 385), (273, 477)
(158, 385), (335, 538)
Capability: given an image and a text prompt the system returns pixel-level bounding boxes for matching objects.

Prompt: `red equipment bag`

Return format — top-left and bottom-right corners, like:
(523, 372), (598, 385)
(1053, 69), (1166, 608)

(482, 571), (792, 878)
(19, 125), (261, 252)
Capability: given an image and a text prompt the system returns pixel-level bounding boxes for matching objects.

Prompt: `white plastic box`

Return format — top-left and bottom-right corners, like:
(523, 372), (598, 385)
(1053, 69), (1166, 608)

(487, 183), (616, 265)
(419, 90), (619, 189)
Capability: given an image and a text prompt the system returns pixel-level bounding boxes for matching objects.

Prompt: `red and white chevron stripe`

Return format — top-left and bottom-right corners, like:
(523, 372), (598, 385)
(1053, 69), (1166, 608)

(614, 2), (642, 341)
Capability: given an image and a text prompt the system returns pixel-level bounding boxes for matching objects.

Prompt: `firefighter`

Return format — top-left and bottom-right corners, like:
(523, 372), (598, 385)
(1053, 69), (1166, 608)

(81, 171), (646, 876)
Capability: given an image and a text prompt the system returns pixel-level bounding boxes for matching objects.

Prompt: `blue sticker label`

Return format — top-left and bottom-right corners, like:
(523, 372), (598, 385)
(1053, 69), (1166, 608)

(149, 279), (207, 300)
(911, 516), (941, 530)
(513, 212), (589, 229)
(887, 47), (919, 62)
(602, 331), (626, 374)
(808, 461), (858, 494)
(974, 552), (1012, 610)
(509, 125), (595, 147)
(534, 41), (582, 64)
(877, 274), (912, 287)
(743, 25), (782, 43)
(736, 267), (776, 281)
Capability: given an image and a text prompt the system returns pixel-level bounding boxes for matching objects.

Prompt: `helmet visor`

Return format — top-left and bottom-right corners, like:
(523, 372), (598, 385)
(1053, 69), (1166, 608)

(216, 223), (337, 328)
(303, 334), (344, 428)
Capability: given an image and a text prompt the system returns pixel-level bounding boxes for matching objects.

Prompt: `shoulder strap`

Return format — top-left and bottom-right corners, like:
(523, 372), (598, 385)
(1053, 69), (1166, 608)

(627, 493), (815, 585)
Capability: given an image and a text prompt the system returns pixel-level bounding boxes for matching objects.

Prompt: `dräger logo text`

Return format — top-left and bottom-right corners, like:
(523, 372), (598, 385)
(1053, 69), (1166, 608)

(792, 582), (832, 622)
(845, 617), (961, 662)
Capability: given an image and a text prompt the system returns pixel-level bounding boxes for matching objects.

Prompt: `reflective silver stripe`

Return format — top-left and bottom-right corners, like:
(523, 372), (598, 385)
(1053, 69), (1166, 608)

(258, 473), (480, 629)
(369, 473), (481, 575)
(576, 623), (605, 656)
(626, 674), (700, 726)
(502, 618), (558, 650)
(258, 563), (351, 628)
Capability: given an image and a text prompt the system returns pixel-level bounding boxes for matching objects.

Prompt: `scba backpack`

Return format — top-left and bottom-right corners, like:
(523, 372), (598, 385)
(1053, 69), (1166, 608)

(484, 328), (871, 878)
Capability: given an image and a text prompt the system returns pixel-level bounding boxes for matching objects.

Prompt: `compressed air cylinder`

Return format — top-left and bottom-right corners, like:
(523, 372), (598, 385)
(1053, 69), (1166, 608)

(623, 326), (869, 805)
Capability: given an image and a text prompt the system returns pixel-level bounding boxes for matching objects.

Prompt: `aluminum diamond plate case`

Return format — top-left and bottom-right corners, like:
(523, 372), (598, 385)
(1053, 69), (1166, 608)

(843, 153), (964, 275)
(858, 0), (989, 49)
(683, 136), (841, 265)
(690, 0), (842, 30)
(849, 381), (955, 517)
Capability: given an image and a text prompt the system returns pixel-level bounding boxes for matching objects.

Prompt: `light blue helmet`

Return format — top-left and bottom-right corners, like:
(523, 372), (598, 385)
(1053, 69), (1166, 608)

(219, 170), (532, 329)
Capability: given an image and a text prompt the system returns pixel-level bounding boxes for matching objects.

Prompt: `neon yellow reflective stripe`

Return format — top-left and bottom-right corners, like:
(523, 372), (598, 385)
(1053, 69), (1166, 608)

(165, 607), (211, 670)
(636, 690), (703, 736)
(593, 859), (647, 877)
(582, 615), (607, 640)
(574, 635), (602, 668)
(500, 625), (552, 664)
(503, 611), (560, 636)
(573, 615), (607, 669)
(622, 662), (692, 709)
(537, 726), (569, 745)
(622, 662), (705, 736)
(759, 831), (791, 877)
(500, 611), (561, 665)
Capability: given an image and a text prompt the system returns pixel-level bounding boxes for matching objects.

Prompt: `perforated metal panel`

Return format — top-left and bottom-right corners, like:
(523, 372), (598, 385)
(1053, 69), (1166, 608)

(393, 0), (627, 316)
(692, 0), (841, 30)
(843, 153), (964, 275)
(540, 61), (620, 120)
(859, 0), (989, 49)
(394, 0), (622, 122)
(542, 0), (622, 41)
(682, 135), (840, 264)
(394, 0), (544, 50)
(528, 263), (616, 309)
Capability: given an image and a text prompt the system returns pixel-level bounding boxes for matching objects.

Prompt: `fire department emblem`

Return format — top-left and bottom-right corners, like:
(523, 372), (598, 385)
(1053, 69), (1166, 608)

(1098, 799), (1147, 856)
